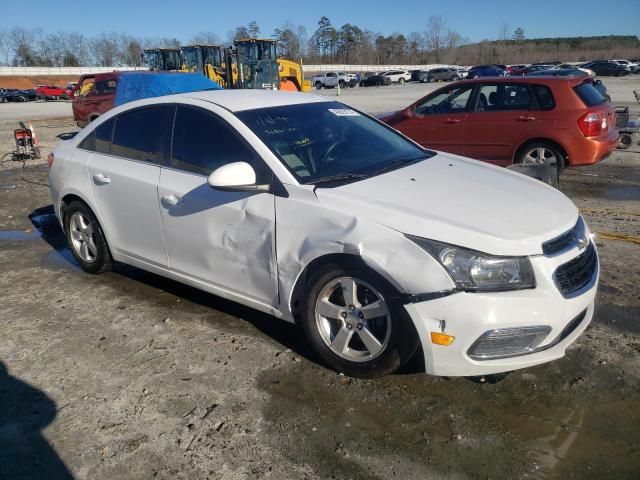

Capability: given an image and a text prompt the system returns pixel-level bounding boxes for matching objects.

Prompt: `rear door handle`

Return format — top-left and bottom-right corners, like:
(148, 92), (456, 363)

(92, 173), (110, 185)
(517, 115), (536, 121)
(443, 118), (461, 124)
(161, 194), (181, 207)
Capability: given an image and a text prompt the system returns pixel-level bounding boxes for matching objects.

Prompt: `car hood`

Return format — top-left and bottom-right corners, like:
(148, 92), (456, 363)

(314, 152), (579, 256)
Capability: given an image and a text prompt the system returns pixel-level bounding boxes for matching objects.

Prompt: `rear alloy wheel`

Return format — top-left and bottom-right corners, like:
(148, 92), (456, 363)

(64, 201), (112, 274)
(517, 142), (563, 187)
(302, 264), (419, 378)
(427, 76), (434, 83)
(398, 78), (405, 85)
(315, 82), (323, 89)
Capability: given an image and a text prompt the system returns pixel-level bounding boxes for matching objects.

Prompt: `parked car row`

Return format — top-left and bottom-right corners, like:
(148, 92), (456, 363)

(0, 82), (78, 103)
(0, 88), (38, 102)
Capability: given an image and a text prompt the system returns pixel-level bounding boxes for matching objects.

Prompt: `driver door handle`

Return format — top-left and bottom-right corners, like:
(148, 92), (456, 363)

(92, 173), (110, 185)
(161, 194), (181, 207)
(443, 118), (461, 124)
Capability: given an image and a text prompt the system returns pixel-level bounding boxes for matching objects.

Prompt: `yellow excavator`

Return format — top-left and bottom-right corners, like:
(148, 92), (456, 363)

(234, 38), (311, 92)
(147, 39), (311, 92)
(180, 44), (232, 88)
(143, 48), (181, 71)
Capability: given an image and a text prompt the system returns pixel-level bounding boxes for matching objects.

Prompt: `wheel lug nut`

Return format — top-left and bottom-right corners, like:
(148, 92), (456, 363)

(349, 305), (355, 311)
(357, 323), (363, 330)
(346, 324), (353, 330)
(340, 312), (347, 319)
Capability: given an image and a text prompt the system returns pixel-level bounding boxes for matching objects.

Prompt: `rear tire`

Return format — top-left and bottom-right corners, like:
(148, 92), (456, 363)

(516, 141), (564, 188)
(618, 133), (632, 150)
(315, 81), (322, 89)
(64, 201), (112, 274)
(427, 76), (434, 83)
(302, 263), (419, 378)
(398, 78), (405, 85)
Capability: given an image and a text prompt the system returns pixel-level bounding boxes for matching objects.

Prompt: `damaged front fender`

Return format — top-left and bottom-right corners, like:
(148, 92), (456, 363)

(275, 185), (455, 322)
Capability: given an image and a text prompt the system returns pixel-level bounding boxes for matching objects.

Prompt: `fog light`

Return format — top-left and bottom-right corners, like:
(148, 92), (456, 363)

(431, 332), (455, 346)
(467, 326), (551, 360)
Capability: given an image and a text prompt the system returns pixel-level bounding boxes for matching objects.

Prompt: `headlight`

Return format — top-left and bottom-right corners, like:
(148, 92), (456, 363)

(408, 236), (535, 291)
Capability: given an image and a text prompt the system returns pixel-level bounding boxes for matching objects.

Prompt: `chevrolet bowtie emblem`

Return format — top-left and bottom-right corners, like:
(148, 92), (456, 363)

(577, 236), (589, 250)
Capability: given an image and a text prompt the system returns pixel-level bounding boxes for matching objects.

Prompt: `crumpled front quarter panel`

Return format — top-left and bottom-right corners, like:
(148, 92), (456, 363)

(275, 186), (454, 321)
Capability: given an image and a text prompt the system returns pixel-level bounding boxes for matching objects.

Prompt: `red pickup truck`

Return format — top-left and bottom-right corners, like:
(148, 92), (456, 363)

(72, 72), (121, 127)
(35, 85), (66, 100)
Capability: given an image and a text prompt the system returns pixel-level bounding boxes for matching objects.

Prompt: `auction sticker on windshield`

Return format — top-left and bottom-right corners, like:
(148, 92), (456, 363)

(328, 108), (361, 116)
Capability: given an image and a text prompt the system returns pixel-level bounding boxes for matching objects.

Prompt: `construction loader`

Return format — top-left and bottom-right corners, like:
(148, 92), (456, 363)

(143, 48), (181, 71)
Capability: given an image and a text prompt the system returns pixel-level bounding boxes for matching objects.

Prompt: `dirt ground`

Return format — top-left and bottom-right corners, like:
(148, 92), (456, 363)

(0, 83), (639, 480)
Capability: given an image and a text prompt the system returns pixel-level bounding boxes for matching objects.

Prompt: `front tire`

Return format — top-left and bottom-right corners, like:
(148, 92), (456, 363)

(427, 76), (434, 83)
(64, 201), (112, 274)
(315, 81), (323, 89)
(398, 78), (405, 85)
(302, 263), (419, 378)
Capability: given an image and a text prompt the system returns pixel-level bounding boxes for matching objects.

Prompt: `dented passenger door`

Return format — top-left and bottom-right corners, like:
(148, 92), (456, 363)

(158, 105), (277, 307)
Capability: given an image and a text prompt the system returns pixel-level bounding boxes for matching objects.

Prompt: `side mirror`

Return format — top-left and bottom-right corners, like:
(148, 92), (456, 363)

(207, 162), (270, 192)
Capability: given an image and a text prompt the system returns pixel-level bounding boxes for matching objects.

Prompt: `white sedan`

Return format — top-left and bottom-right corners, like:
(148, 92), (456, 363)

(48, 90), (598, 378)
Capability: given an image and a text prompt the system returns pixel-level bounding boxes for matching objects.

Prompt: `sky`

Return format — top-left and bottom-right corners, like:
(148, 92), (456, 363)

(0, 0), (639, 43)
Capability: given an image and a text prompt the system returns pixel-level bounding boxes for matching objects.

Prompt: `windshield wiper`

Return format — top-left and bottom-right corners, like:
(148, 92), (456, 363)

(367, 156), (428, 177)
(309, 172), (368, 188)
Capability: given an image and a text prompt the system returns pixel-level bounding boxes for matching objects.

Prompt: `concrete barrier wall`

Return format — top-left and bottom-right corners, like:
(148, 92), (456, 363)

(303, 64), (458, 72)
(0, 67), (146, 76)
(0, 65), (464, 76)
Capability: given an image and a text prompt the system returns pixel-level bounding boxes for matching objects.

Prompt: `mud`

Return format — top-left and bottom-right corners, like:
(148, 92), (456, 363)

(0, 96), (639, 479)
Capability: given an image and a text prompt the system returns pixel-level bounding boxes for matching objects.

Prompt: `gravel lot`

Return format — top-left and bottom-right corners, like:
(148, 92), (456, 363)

(0, 77), (639, 480)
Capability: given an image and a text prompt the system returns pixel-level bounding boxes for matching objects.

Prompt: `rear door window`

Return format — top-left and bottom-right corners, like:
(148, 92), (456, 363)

(573, 82), (606, 107)
(111, 106), (173, 164)
(79, 117), (114, 153)
(90, 79), (118, 96)
(475, 84), (531, 111)
(171, 106), (260, 177)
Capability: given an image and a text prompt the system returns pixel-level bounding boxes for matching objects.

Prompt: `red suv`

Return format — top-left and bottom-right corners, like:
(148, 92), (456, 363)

(72, 72), (121, 127)
(382, 76), (618, 180)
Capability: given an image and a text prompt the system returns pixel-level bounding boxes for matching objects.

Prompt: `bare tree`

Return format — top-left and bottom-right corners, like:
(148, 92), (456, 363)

(10, 27), (38, 66)
(0, 29), (11, 65)
(190, 32), (221, 45)
(425, 15), (446, 63)
(91, 32), (119, 66)
(247, 21), (260, 38)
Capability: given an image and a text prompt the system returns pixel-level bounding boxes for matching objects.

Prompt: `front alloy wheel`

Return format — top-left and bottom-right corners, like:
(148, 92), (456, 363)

(315, 277), (391, 362)
(302, 264), (419, 378)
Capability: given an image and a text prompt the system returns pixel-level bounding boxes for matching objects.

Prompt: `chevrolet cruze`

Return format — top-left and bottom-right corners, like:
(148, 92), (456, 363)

(48, 90), (599, 378)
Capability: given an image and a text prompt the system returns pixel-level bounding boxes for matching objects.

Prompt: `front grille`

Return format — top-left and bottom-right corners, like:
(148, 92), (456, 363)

(553, 243), (597, 297)
(542, 217), (585, 256)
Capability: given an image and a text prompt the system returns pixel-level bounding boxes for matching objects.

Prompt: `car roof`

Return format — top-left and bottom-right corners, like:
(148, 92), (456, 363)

(453, 76), (587, 86)
(174, 89), (331, 112)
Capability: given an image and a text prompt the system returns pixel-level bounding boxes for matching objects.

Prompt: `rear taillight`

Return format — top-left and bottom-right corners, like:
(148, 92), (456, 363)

(47, 152), (54, 168)
(577, 111), (604, 137)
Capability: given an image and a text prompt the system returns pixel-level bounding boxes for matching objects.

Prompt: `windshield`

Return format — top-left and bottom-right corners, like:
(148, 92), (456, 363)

(182, 47), (201, 71)
(163, 51), (180, 70)
(236, 101), (430, 184)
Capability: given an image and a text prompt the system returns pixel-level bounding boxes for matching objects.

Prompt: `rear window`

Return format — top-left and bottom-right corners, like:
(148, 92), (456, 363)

(573, 82), (606, 107)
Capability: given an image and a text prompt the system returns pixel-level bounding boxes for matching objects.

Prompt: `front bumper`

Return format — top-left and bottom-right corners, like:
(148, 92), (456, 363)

(404, 243), (598, 376)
